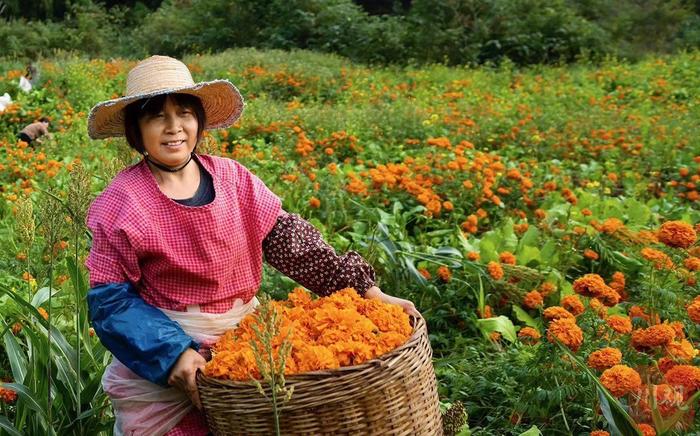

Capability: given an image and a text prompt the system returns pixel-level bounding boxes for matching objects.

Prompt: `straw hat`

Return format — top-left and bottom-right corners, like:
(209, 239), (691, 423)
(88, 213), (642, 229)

(87, 55), (244, 139)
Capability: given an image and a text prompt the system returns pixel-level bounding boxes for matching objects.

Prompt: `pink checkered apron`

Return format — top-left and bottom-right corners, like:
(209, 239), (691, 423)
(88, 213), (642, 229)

(86, 155), (282, 435)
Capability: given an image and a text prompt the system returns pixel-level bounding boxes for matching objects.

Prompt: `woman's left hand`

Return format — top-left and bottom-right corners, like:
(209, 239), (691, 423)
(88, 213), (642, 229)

(364, 286), (420, 317)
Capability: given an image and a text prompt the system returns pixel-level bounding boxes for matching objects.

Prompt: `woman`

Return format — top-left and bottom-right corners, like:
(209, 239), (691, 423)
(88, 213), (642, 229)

(85, 55), (418, 435)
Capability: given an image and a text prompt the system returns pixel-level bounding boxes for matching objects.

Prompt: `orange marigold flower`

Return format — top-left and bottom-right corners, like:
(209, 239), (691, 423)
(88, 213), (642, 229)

(572, 274), (606, 297)
(684, 256), (700, 271)
(589, 298), (608, 318)
(606, 315), (632, 334)
(489, 331), (502, 342)
(658, 357), (677, 374)
(437, 265), (452, 282)
(590, 431), (610, 436)
(668, 321), (685, 339)
(581, 208), (593, 216)
(663, 365), (700, 396)
(561, 295), (585, 316)
(637, 423), (656, 436)
(487, 261), (504, 280)
(37, 307), (49, 320)
(11, 323), (21, 335)
(666, 339), (698, 361)
(584, 249), (599, 260)
(600, 365), (642, 397)
(309, 197), (321, 208)
(205, 288), (411, 380)
(601, 218), (625, 234)
(587, 347), (622, 371)
(518, 327), (541, 345)
(631, 324), (676, 350)
(539, 282), (556, 296)
(638, 384), (684, 419)
(546, 318), (583, 352)
(572, 274), (619, 306)
(418, 267), (431, 280)
(0, 385), (18, 404)
(479, 305), (493, 319)
(640, 247), (673, 270)
(657, 221), (696, 249)
(543, 306), (575, 321)
(467, 251), (480, 261)
(522, 290), (543, 309)
(688, 301), (700, 323)
(499, 251), (516, 265)
(514, 222), (529, 234)
(611, 271), (625, 283)
(629, 305), (659, 325)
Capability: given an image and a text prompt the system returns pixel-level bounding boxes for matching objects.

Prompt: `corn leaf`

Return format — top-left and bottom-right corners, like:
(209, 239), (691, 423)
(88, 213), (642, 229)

(1, 320), (28, 383)
(2, 383), (48, 420)
(0, 416), (23, 436)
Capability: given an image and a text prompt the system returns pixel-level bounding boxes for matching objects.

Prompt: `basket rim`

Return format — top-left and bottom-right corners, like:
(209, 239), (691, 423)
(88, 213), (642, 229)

(197, 314), (426, 387)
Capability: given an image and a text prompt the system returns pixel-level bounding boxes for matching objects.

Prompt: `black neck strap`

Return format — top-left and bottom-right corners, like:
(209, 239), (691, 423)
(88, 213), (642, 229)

(144, 152), (195, 173)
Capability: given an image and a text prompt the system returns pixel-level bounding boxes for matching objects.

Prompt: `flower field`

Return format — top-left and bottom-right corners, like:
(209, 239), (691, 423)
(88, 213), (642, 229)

(1, 49), (699, 435)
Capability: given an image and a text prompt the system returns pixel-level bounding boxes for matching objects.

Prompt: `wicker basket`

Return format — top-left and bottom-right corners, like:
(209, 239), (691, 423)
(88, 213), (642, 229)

(197, 315), (442, 435)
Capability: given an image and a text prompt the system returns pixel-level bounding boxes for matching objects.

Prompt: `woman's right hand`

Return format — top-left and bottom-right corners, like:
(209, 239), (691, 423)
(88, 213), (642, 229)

(168, 348), (207, 410)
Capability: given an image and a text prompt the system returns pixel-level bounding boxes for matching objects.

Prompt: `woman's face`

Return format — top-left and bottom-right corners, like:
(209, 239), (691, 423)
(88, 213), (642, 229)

(138, 95), (199, 167)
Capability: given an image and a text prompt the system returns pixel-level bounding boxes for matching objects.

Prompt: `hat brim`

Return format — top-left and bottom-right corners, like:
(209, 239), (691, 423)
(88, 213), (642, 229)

(87, 80), (244, 140)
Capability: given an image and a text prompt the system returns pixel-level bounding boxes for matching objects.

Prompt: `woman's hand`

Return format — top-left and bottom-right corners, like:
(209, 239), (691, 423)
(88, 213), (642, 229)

(168, 348), (206, 410)
(364, 286), (420, 317)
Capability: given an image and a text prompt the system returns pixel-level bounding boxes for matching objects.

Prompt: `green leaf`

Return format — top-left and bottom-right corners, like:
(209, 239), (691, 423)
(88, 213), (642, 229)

(518, 425), (542, 436)
(31, 286), (60, 308)
(476, 316), (517, 343)
(67, 256), (88, 300)
(479, 238), (498, 263)
(457, 228), (479, 254)
(513, 306), (542, 330)
(624, 198), (650, 226)
(499, 220), (518, 252)
(2, 383), (48, 420)
(517, 245), (541, 267)
(403, 256), (428, 286)
(517, 226), (540, 249)
(433, 246), (463, 258)
(2, 320), (27, 384)
(539, 241), (558, 265)
(0, 416), (23, 436)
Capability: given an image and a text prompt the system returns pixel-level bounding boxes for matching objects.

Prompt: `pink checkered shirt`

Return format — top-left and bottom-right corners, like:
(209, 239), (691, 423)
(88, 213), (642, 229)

(85, 154), (282, 313)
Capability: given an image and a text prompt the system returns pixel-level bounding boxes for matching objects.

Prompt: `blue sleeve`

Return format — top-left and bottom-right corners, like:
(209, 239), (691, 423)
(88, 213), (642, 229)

(87, 282), (200, 386)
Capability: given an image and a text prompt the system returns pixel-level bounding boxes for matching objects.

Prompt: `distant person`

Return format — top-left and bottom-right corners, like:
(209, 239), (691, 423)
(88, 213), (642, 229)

(19, 64), (39, 92)
(18, 117), (50, 145)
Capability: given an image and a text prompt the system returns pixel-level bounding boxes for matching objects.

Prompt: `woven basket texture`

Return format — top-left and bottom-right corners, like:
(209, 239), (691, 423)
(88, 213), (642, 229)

(197, 316), (442, 435)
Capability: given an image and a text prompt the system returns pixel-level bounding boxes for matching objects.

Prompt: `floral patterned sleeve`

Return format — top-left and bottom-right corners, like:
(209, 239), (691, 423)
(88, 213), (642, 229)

(262, 213), (376, 297)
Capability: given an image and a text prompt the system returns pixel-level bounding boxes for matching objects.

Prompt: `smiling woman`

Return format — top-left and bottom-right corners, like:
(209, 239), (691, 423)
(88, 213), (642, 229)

(124, 94), (206, 198)
(82, 55), (418, 436)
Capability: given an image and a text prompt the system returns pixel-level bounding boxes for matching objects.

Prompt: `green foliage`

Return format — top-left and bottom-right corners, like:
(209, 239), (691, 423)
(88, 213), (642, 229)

(3, 0), (700, 65)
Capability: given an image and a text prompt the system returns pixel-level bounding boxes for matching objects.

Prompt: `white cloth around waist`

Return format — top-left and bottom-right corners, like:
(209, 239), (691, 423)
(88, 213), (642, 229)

(104, 296), (258, 436)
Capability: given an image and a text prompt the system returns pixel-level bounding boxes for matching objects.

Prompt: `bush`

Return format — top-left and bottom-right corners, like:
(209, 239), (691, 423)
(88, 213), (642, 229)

(405, 0), (610, 65)
(0, 3), (129, 60)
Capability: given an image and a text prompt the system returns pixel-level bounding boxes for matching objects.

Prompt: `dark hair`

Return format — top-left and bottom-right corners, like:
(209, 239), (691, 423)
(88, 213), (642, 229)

(39, 117), (49, 124)
(123, 93), (206, 154)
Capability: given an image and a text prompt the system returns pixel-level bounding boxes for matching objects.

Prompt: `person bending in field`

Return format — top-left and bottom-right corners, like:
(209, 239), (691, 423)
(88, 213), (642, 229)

(85, 55), (420, 436)
(18, 117), (50, 146)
